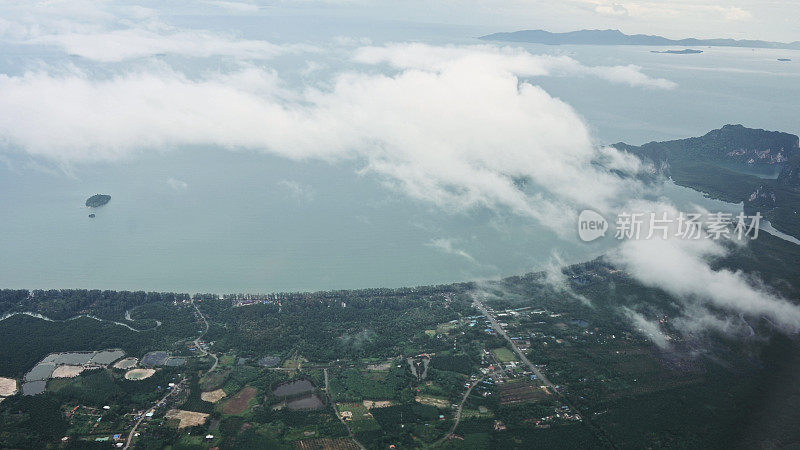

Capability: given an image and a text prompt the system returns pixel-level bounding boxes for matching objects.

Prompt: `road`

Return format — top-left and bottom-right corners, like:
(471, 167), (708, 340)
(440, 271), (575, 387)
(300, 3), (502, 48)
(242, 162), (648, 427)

(191, 300), (219, 373)
(433, 377), (484, 446)
(324, 369), (366, 450)
(471, 298), (556, 390)
(125, 301), (217, 448)
(123, 379), (185, 449)
(472, 296), (616, 449)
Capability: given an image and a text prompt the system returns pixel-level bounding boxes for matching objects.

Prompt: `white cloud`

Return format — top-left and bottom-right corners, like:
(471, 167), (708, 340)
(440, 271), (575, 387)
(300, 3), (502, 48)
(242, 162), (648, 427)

(202, 1), (261, 12)
(355, 43), (676, 89)
(621, 306), (671, 349)
(0, 44), (656, 235)
(0, 32), (796, 344)
(167, 177), (188, 191)
(609, 202), (800, 335)
(574, 0), (752, 22)
(542, 252), (593, 306)
(23, 24), (313, 62)
(278, 179), (316, 202)
(427, 238), (478, 264)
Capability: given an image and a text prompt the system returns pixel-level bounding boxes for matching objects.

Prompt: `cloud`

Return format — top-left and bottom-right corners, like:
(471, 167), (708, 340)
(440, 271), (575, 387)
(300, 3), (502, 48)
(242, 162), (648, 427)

(542, 252), (593, 306)
(278, 179), (316, 202)
(573, 0), (752, 22)
(621, 306), (671, 349)
(202, 1), (261, 12)
(0, 2), (309, 62)
(427, 238), (478, 264)
(608, 202), (800, 335)
(0, 32), (796, 345)
(22, 24), (313, 62)
(167, 177), (189, 191)
(0, 44), (654, 236)
(355, 43), (677, 89)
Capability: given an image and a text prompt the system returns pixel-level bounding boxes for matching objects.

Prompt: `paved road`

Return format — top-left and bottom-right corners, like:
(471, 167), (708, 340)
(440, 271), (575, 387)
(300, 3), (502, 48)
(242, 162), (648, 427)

(324, 369), (366, 450)
(472, 298), (556, 390)
(433, 377), (484, 446)
(123, 379), (185, 449)
(191, 300), (218, 373)
(472, 297), (616, 449)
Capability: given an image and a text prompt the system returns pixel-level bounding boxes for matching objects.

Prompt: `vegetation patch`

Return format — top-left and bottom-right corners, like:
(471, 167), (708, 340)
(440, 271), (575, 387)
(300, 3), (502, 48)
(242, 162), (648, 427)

(222, 386), (258, 415)
(491, 347), (517, 363)
(430, 353), (476, 375)
(199, 368), (229, 391)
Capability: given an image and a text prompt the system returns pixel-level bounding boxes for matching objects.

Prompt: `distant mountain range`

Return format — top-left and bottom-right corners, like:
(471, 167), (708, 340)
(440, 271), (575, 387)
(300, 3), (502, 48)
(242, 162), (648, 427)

(479, 29), (800, 50)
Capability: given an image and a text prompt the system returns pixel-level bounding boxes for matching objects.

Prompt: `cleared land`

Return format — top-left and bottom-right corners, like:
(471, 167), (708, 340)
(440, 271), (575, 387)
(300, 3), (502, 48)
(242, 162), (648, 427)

(113, 357), (138, 369)
(51, 365), (85, 378)
(416, 395), (450, 409)
(125, 368), (156, 380)
(222, 386), (258, 415)
(0, 377), (17, 396)
(363, 400), (392, 409)
(295, 437), (360, 450)
(165, 409), (210, 428)
(498, 380), (549, 405)
(366, 361), (392, 371)
(200, 388), (227, 403)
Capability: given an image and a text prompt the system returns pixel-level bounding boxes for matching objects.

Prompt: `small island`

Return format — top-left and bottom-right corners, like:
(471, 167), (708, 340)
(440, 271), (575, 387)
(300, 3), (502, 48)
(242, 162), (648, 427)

(85, 194), (111, 208)
(651, 49), (703, 54)
(778, 58), (792, 62)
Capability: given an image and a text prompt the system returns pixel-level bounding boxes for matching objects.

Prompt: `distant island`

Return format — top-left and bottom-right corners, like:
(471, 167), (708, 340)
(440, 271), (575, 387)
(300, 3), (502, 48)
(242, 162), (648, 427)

(85, 194), (111, 208)
(651, 49), (703, 54)
(479, 29), (800, 50)
(778, 58), (792, 62)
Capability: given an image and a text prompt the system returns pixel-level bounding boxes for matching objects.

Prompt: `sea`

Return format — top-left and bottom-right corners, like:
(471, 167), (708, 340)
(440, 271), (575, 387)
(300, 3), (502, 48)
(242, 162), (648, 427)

(1, 15), (799, 293)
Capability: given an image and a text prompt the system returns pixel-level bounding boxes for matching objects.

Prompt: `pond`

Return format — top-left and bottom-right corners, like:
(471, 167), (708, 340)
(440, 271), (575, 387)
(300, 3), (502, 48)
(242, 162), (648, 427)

(165, 357), (187, 367)
(24, 363), (55, 382)
(287, 394), (324, 410)
(141, 351), (169, 366)
(22, 381), (46, 396)
(272, 379), (315, 397)
(91, 350), (125, 365)
(48, 352), (95, 365)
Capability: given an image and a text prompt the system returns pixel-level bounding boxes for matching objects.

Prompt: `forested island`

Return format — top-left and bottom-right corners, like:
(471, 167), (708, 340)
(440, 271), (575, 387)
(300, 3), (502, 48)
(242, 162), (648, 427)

(650, 49), (702, 54)
(479, 29), (800, 50)
(85, 194), (111, 208)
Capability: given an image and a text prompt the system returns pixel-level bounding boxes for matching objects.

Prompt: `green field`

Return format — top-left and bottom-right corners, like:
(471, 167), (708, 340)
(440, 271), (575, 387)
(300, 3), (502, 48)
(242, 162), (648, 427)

(491, 347), (517, 363)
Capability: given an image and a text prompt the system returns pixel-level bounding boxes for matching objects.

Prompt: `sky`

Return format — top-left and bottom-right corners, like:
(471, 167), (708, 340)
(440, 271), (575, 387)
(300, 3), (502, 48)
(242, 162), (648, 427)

(1, 0), (799, 346)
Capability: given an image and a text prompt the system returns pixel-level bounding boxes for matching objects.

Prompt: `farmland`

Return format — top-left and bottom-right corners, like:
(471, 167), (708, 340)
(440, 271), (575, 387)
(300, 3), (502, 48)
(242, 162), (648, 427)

(1, 247), (800, 448)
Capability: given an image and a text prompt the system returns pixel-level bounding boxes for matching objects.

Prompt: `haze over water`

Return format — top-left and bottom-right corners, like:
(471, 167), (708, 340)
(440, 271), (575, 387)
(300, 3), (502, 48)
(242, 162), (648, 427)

(1, 16), (798, 293)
